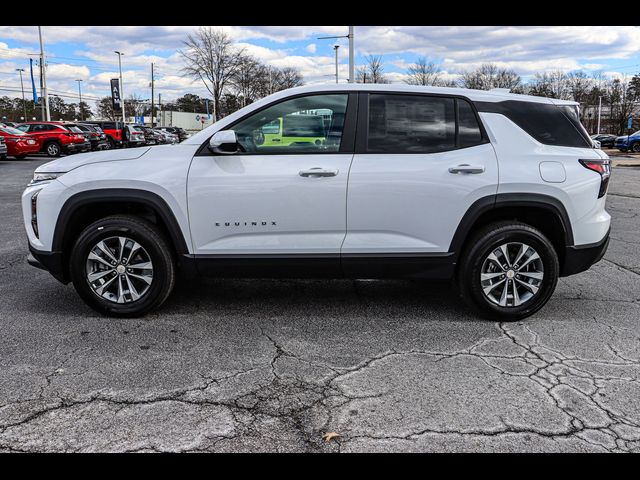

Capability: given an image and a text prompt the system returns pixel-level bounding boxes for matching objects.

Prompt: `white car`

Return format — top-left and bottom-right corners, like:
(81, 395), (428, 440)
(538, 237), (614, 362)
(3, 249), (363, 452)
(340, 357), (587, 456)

(22, 84), (611, 319)
(153, 128), (178, 144)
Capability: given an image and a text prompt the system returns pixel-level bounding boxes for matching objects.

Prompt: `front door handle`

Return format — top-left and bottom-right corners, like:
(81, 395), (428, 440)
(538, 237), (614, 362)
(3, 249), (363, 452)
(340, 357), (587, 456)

(299, 168), (339, 178)
(448, 164), (485, 174)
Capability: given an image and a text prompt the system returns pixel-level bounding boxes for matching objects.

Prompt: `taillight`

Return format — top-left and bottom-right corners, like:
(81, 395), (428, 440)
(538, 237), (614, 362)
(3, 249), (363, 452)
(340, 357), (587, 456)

(579, 159), (611, 198)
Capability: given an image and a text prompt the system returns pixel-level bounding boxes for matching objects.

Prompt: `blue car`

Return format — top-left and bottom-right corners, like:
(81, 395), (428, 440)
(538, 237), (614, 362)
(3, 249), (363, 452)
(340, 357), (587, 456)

(614, 131), (640, 152)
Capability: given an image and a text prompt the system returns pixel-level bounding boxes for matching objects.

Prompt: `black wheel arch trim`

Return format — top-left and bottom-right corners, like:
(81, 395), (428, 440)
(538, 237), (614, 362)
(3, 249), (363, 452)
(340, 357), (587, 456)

(448, 193), (575, 257)
(52, 188), (190, 256)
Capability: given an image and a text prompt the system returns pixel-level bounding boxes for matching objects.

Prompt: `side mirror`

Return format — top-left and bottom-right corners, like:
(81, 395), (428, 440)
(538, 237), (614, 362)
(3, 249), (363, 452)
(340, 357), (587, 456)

(209, 130), (239, 154)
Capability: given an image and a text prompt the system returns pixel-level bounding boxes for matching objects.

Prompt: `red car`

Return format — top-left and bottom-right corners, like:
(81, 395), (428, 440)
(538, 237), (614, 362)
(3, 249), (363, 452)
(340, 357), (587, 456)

(0, 124), (41, 159)
(16, 121), (91, 157)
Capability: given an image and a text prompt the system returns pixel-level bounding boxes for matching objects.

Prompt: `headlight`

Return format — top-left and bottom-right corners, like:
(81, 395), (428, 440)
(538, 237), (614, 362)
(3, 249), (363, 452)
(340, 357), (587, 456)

(28, 172), (64, 186)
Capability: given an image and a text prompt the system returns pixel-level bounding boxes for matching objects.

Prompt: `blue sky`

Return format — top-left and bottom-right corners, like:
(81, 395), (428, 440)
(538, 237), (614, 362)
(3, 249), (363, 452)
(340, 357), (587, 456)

(1, 26), (639, 110)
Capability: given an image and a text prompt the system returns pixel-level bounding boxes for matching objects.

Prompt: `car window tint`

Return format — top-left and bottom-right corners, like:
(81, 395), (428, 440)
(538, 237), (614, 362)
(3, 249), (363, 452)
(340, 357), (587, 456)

(232, 94), (349, 154)
(367, 94), (455, 153)
(475, 100), (592, 148)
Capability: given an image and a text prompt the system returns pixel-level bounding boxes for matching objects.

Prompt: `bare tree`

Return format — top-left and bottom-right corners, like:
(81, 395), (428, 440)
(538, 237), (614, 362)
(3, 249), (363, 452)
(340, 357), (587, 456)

(276, 67), (304, 90)
(528, 71), (570, 99)
(180, 27), (245, 120)
(459, 63), (522, 92)
(405, 58), (443, 86)
(356, 55), (389, 84)
(230, 55), (264, 108)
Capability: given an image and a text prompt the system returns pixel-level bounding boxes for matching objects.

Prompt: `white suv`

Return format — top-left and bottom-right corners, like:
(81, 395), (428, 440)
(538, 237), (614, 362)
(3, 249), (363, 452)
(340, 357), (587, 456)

(22, 84), (611, 320)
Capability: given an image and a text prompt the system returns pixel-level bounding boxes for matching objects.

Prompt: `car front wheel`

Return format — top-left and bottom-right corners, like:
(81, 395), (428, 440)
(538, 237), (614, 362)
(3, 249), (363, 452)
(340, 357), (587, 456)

(457, 221), (559, 321)
(69, 215), (176, 317)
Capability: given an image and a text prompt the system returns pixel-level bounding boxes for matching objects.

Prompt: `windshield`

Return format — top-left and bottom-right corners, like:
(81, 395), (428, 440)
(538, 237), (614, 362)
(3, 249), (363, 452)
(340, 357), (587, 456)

(0, 126), (26, 135)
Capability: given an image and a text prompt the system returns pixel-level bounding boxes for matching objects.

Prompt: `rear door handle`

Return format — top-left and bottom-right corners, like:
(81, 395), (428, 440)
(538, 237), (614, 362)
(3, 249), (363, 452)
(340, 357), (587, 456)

(299, 168), (339, 178)
(448, 164), (485, 174)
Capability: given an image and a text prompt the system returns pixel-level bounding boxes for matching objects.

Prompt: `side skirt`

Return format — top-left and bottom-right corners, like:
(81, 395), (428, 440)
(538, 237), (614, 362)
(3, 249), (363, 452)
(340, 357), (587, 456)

(185, 253), (456, 280)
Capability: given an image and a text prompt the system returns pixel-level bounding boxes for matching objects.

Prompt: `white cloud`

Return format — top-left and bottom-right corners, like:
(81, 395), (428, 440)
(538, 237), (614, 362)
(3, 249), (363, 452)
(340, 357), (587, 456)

(306, 43), (317, 54)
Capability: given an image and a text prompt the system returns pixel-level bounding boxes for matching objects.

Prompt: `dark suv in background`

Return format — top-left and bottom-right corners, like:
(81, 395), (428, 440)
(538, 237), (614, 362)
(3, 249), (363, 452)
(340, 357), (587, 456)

(82, 121), (125, 149)
(76, 124), (110, 151)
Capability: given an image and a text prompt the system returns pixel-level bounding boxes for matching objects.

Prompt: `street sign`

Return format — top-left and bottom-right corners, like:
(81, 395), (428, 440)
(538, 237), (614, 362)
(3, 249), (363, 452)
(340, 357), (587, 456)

(195, 115), (201, 121)
(628, 117), (633, 130)
(135, 116), (144, 125)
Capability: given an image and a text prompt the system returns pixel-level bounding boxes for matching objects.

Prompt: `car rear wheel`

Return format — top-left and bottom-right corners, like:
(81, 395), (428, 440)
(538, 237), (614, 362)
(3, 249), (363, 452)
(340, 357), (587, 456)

(69, 215), (176, 317)
(457, 221), (559, 321)
(44, 142), (61, 157)
(632, 144), (640, 153)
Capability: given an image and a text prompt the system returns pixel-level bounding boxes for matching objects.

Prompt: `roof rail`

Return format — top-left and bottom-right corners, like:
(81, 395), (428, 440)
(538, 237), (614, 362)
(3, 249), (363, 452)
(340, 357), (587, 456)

(489, 88), (512, 93)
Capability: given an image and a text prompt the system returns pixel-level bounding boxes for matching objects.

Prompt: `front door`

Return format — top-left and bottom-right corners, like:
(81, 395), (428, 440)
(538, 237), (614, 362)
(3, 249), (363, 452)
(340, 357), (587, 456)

(187, 92), (356, 276)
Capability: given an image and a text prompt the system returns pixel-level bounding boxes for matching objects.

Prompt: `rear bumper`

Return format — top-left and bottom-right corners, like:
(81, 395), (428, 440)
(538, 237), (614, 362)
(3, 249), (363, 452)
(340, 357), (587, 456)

(28, 244), (68, 284)
(63, 142), (90, 153)
(561, 228), (610, 277)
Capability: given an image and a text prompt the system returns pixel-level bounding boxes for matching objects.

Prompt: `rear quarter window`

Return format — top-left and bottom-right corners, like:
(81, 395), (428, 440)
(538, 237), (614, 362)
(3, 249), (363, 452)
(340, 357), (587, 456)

(475, 100), (592, 148)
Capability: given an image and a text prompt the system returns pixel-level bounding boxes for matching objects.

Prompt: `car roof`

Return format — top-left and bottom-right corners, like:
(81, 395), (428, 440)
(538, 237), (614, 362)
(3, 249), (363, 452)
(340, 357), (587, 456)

(184, 82), (580, 146)
(263, 83), (579, 106)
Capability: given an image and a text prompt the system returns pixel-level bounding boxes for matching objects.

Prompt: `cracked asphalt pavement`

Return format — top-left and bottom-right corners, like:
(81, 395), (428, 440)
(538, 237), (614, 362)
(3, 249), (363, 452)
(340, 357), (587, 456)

(1, 157), (639, 453)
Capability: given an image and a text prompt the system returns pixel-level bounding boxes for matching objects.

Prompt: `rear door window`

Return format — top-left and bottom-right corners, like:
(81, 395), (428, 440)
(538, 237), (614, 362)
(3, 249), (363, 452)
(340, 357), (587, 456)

(367, 94), (456, 153)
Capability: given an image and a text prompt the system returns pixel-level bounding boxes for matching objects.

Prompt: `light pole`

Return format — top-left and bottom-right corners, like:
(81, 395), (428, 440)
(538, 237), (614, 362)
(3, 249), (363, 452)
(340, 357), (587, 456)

(75, 79), (84, 121)
(318, 27), (354, 83)
(348, 26), (354, 84)
(114, 51), (126, 125)
(597, 95), (603, 135)
(38, 26), (51, 121)
(16, 68), (27, 121)
(333, 45), (340, 83)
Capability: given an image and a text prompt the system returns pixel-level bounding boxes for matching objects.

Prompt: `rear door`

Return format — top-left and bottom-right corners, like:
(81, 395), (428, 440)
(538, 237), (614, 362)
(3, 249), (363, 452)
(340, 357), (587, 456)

(343, 92), (498, 278)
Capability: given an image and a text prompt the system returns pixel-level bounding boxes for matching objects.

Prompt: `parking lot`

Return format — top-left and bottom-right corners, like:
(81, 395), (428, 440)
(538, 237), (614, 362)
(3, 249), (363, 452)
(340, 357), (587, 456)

(0, 155), (639, 453)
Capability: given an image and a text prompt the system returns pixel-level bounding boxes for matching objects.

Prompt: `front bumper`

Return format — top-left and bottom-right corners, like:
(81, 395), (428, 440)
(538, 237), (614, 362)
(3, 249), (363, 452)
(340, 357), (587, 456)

(561, 228), (610, 277)
(28, 244), (68, 284)
(0, 144), (7, 156)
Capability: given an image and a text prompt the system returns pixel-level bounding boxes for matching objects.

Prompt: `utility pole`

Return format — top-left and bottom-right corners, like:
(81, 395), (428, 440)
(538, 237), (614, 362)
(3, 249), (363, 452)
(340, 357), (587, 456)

(150, 63), (154, 127)
(16, 68), (27, 121)
(333, 45), (340, 83)
(38, 26), (50, 121)
(348, 26), (354, 83)
(597, 95), (603, 135)
(75, 79), (84, 121)
(114, 51), (126, 125)
(317, 27), (354, 83)
(158, 93), (162, 127)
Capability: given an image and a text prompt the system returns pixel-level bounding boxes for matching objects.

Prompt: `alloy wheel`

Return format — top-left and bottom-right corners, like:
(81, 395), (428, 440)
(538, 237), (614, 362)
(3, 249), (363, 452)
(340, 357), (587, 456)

(85, 236), (153, 304)
(480, 242), (544, 307)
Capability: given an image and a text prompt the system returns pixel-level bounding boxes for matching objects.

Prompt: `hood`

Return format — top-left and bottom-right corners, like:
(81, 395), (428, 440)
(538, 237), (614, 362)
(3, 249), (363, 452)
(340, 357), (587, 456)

(35, 147), (151, 173)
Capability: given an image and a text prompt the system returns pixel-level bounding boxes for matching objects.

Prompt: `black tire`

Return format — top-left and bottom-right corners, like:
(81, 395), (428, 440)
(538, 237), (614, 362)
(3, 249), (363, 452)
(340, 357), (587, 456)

(69, 215), (176, 317)
(632, 143), (640, 153)
(457, 221), (559, 321)
(44, 141), (61, 157)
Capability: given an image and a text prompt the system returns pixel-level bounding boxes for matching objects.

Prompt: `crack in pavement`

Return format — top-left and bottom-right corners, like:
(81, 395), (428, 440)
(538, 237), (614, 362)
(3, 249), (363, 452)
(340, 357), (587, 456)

(1, 318), (639, 452)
